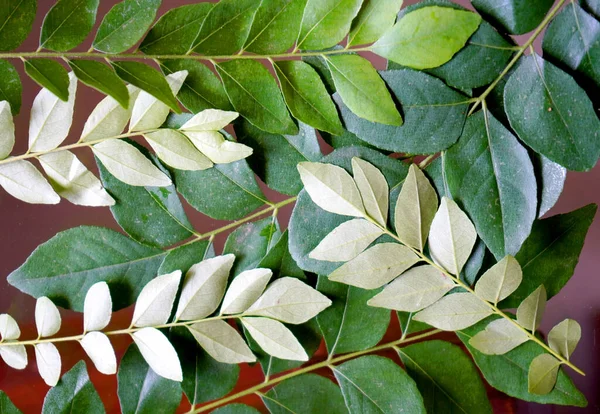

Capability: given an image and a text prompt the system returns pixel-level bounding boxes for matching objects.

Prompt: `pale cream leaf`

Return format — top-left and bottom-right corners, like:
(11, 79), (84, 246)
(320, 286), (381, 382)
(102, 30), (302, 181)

(474, 255), (522, 304)
(80, 331), (116, 375)
(180, 109), (239, 131)
(0, 160), (60, 204)
(132, 270), (181, 327)
(35, 296), (61, 338)
(351, 157), (388, 226)
(0, 344), (27, 370)
(184, 130), (253, 164)
(145, 129), (213, 170)
(220, 268), (272, 315)
(241, 317), (308, 361)
(187, 320), (256, 364)
(132, 327), (182, 381)
(309, 218), (384, 262)
(0, 101), (15, 159)
(0, 314), (20, 340)
(469, 318), (529, 355)
(35, 343), (61, 386)
(83, 281), (112, 332)
(413, 292), (493, 331)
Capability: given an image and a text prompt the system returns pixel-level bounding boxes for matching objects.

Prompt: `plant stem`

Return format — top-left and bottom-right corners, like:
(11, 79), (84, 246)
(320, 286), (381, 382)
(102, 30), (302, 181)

(190, 329), (441, 413)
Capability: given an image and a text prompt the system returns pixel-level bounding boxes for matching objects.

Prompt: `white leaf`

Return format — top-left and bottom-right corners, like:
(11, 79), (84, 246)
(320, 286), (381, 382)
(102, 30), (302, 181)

(35, 297), (61, 338)
(516, 285), (547, 332)
(80, 331), (116, 375)
(132, 327), (182, 381)
(188, 320), (256, 364)
(83, 281), (112, 332)
(144, 129), (213, 170)
(184, 131), (253, 164)
(367, 265), (455, 312)
(469, 318), (529, 355)
(220, 268), (272, 315)
(0, 101), (15, 159)
(351, 157), (388, 226)
(413, 292), (493, 331)
(0, 314), (20, 340)
(180, 109), (239, 131)
(329, 243), (420, 289)
(175, 254), (235, 321)
(80, 85), (140, 142)
(0, 344), (27, 370)
(297, 162), (365, 217)
(93, 139), (172, 187)
(241, 317), (308, 361)
(309, 218), (384, 262)
(29, 72), (77, 152)
(38, 151), (115, 206)
(129, 70), (188, 132)
(0, 160), (60, 204)
(132, 270), (181, 328)
(428, 197), (477, 275)
(474, 255), (522, 304)
(246, 277), (332, 324)
(548, 319), (581, 360)
(35, 343), (61, 386)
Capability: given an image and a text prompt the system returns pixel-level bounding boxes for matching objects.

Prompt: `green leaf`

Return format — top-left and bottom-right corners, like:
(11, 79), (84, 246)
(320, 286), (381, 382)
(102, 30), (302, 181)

(548, 319), (581, 360)
(372, 6), (481, 69)
(297, 0), (363, 50)
(236, 120), (322, 196)
(333, 355), (426, 413)
(40, 0), (99, 51)
(471, 0), (554, 35)
(274, 60), (343, 135)
(528, 353), (561, 395)
(458, 317), (587, 406)
(263, 374), (347, 413)
(536, 155), (566, 218)
(0, 391), (20, 414)
(516, 285), (547, 332)
(24, 59), (69, 101)
(68, 60), (129, 108)
(398, 311), (431, 336)
(582, 0), (600, 19)
(243, 0), (307, 54)
(0, 60), (22, 115)
(192, 0), (260, 54)
(317, 276), (389, 356)
(335, 69), (469, 153)
(326, 54), (402, 126)
(468, 318), (529, 355)
(474, 256), (522, 305)
(93, 0), (161, 53)
(117, 344), (181, 414)
(257, 231), (306, 280)
(216, 59), (297, 135)
(213, 405), (260, 414)
(112, 61), (181, 113)
(502, 204), (597, 308)
(42, 361), (104, 414)
(414, 292), (493, 331)
(0, 0), (36, 51)
(347, 0), (404, 47)
(398, 340), (492, 413)
(158, 240), (213, 275)
(504, 54), (600, 171)
(7, 226), (166, 311)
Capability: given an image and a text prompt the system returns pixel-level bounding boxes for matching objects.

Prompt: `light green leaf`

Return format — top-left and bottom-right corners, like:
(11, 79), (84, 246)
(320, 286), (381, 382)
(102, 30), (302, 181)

(0, 101), (14, 159)
(0, 392), (20, 414)
(348, 0), (404, 46)
(180, 109), (239, 132)
(184, 130), (253, 164)
(40, 0), (99, 51)
(0, 314), (19, 340)
(297, 0), (363, 49)
(131, 327), (182, 381)
(548, 319), (581, 360)
(472, 0), (553, 35)
(188, 320), (256, 364)
(428, 197), (477, 275)
(144, 129), (213, 171)
(0, 60), (23, 115)
(326, 54), (402, 126)
(367, 265), (455, 312)
(372, 6), (481, 69)
(474, 255), (522, 305)
(414, 292), (493, 331)
(241, 317), (308, 361)
(80, 331), (116, 375)
(0, 160), (60, 205)
(0, 344), (27, 370)
(395, 164), (438, 251)
(469, 318), (529, 355)
(68, 60), (129, 108)
(131, 270), (181, 328)
(0, 0), (36, 51)
(352, 157), (388, 227)
(516, 285), (547, 332)
(23, 59), (69, 102)
(220, 268), (273, 315)
(528, 353), (560, 395)
(34, 343), (61, 386)
(309, 218), (384, 262)
(83, 282), (112, 332)
(329, 243), (420, 289)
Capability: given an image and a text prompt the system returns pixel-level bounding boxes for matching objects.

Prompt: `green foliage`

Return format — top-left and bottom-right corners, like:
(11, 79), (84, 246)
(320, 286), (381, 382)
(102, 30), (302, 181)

(263, 374), (347, 413)
(0, 0), (36, 51)
(40, 0), (99, 51)
(24, 59), (70, 102)
(69, 60), (129, 108)
(471, 0), (553, 34)
(0, 391), (20, 414)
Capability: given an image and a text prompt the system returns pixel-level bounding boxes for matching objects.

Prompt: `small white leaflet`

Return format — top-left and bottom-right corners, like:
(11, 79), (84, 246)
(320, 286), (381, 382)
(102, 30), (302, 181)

(35, 297), (61, 338)
(35, 343), (61, 386)
(0, 101), (15, 159)
(241, 317), (308, 361)
(131, 270), (181, 328)
(413, 292), (493, 331)
(184, 130), (253, 164)
(132, 327), (182, 381)
(187, 320), (256, 364)
(180, 109), (239, 131)
(80, 331), (117, 375)
(83, 281), (112, 332)
(0, 160), (60, 204)
(309, 218), (384, 262)
(0, 314), (20, 340)
(220, 268), (272, 315)
(0, 344), (27, 370)
(144, 129), (213, 171)
(351, 157), (388, 227)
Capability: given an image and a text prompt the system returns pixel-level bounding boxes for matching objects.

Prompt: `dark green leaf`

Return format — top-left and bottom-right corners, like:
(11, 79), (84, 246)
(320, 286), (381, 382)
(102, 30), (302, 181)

(243, 0), (307, 54)
(582, 0), (600, 19)
(93, 0), (161, 53)
(335, 69), (469, 154)
(42, 361), (105, 414)
(458, 316), (587, 407)
(0, 0), (36, 51)
(24, 59), (69, 101)
(471, 0), (554, 35)
(274, 60), (344, 135)
(161, 60), (232, 113)
(398, 340), (492, 413)
(216, 59), (297, 135)
(347, 0), (404, 47)
(112, 61), (181, 112)
(40, 0), (99, 51)
(501, 204), (597, 308)
(462, 239), (487, 285)
(0, 60), (22, 114)
(317, 276), (389, 356)
(213, 405), (260, 414)
(117, 344), (182, 414)
(321, 128), (375, 150)
(69, 60), (129, 108)
(333, 355), (426, 413)
(140, 3), (213, 55)
(297, 0), (363, 50)
(302, 54), (337, 94)
(504, 55), (600, 171)
(535, 154), (566, 218)
(326, 54), (402, 126)
(445, 110), (537, 259)
(257, 231), (306, 280)
(263, 374), (347, 414)
(397, 311), (432, 336)
(236, 120), (322, 195)
(0, 391), (21, 414)
(7, 226), (166, 311)
(191, 0), (260, 55)
(158, 241), (213, 275)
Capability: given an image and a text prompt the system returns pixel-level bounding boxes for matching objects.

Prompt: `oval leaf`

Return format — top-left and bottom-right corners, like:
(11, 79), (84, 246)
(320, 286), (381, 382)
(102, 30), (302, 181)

(40, 0), (99, 51)
(414, 292), (493, 331)
(23, 59), (69, 102)
(83, 282), (112, 332)
(548, 319), (581, 360)
(188, 320), (256, 364)
(180, 109), (239, 132)
(80, 331), (117, 375)
(0, 0), (36, 51)
(297, 0), (362, 50)
(516, 285), (547, 332)
(241, 317), (308, 361)
(528, 353), (560, 395)
(348, 0), (404, 46)
(220, 268), (273, 315)
(131, 270), (181, 328)
(474, 255), (522, 304)
(0, 314), (20, 340)
(309, 218), (384, 262)
(469, 318), (529, 355)
(351, 157), (388, 227)
(0, 101), (15, 159)
(69, 60), (129, 108)
(35, 297), (61, 338)
(183, 130), (253, 164)
(0, 344), (27, 370)
(34, 343), (61, 387)
(0, 161), (60, 204)
(131, 327), (182, 381)
(144, 129), (213, 171)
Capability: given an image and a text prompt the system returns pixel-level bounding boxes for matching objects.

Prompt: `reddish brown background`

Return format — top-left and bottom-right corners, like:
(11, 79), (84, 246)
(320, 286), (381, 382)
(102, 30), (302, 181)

(0, 1), (598, 412)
